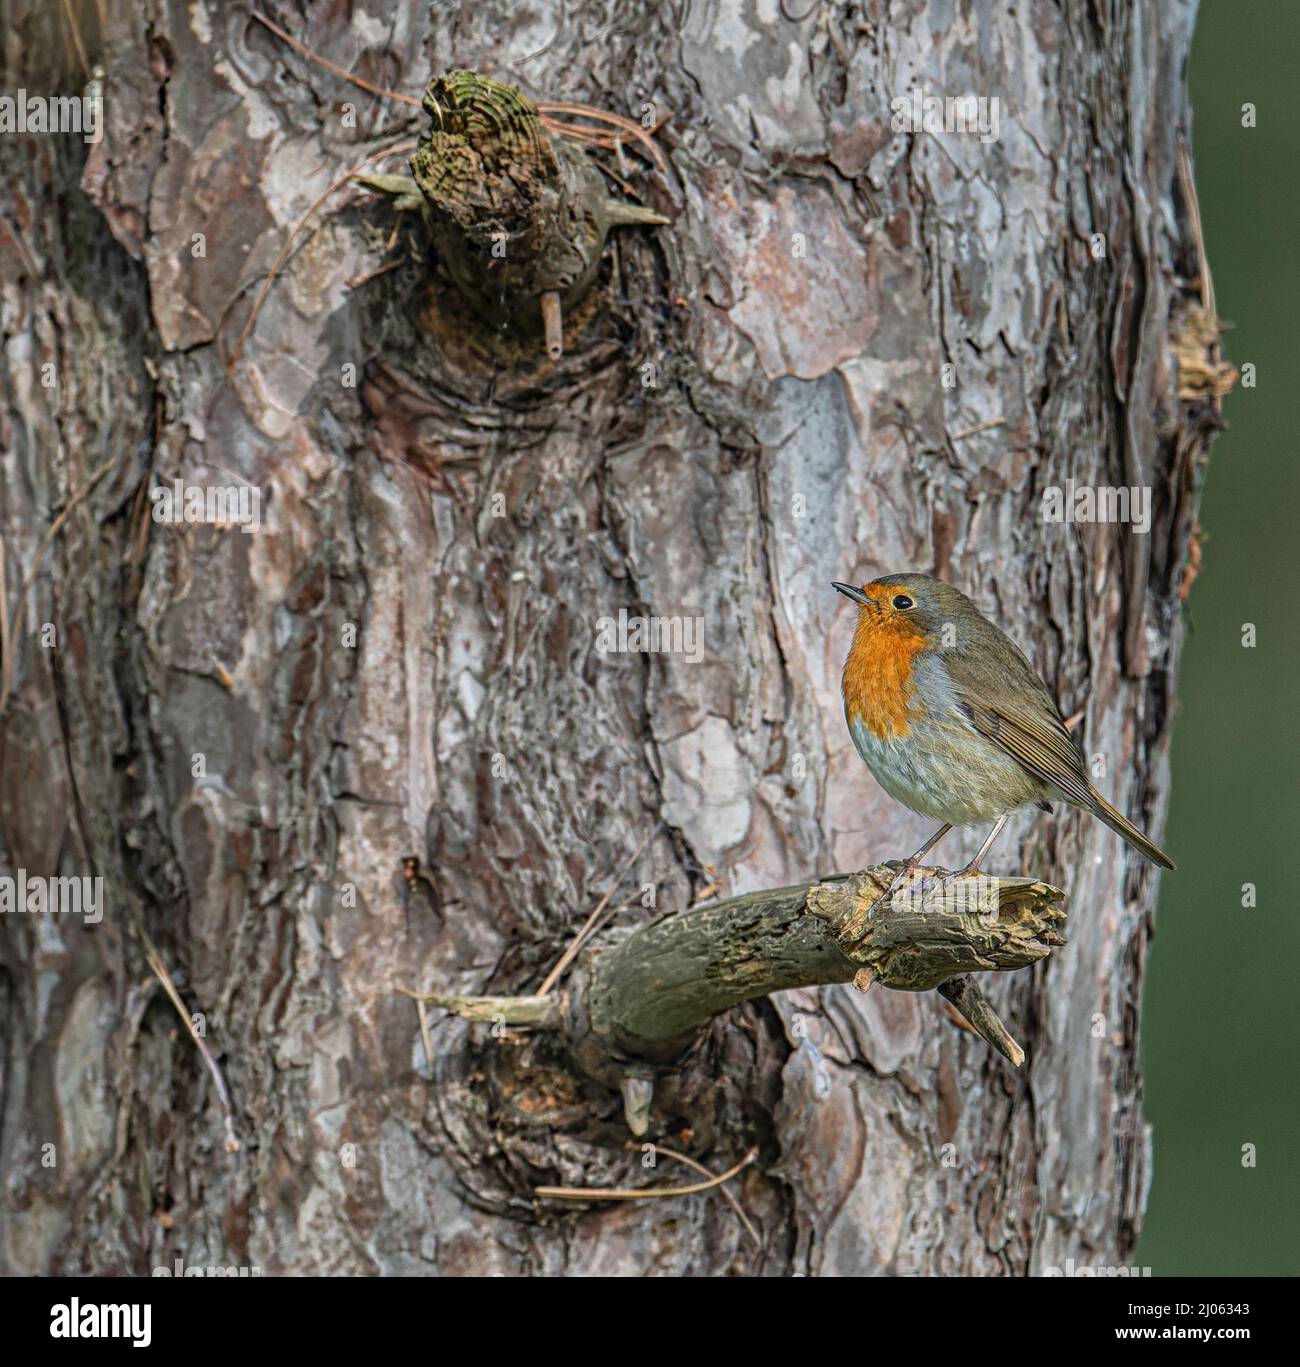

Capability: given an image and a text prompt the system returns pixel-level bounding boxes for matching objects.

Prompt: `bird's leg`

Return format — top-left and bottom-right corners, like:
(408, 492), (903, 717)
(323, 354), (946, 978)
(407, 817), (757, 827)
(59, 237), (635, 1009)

(953, 814), (1010, 877)
(865, 822), (953, 920)
(919, 815), (1012, 916)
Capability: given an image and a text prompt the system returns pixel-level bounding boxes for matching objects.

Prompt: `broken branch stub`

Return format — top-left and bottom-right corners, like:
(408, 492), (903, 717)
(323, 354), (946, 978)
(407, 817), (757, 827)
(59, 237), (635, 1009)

(806, 868), (1068, 992)
(402, 71), (668, 345)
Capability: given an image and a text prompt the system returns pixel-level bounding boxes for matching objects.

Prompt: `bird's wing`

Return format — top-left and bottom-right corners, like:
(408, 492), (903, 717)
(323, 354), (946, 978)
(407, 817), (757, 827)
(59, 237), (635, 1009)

(942, 644), (1094, 807)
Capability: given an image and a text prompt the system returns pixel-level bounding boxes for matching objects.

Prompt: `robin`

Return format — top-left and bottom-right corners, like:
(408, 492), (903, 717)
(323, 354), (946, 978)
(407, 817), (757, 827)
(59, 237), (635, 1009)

(833, 573), (1174, 913)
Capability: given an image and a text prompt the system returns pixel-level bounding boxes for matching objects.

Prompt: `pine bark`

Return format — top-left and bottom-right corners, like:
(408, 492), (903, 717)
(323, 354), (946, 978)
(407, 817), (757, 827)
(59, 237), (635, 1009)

(0, 0), (1216, 1275)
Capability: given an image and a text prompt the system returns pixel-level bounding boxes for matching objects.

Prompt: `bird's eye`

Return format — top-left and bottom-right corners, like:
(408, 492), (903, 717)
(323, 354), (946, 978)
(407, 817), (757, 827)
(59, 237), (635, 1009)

(892, 594), (914, 610)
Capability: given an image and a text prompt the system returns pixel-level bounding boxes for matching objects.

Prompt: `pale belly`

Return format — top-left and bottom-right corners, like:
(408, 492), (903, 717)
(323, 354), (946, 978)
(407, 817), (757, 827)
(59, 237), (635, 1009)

(846, 710), (1044, 826)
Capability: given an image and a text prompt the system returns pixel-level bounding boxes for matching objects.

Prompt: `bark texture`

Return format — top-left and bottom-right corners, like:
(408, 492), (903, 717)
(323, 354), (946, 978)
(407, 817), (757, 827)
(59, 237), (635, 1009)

(1, 0), (1216, 1276)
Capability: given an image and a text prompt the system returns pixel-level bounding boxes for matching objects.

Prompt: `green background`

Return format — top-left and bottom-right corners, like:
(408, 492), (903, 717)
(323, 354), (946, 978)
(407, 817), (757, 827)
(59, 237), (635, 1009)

(1136, 0), (1300, 1276)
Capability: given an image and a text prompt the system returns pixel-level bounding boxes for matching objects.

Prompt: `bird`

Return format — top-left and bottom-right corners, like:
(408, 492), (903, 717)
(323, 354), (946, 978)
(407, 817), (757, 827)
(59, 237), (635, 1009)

(832, 573), (1174, 913)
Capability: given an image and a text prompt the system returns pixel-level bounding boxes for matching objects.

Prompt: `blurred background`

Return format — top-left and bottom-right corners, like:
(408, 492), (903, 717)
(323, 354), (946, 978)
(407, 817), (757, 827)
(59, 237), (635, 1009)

(1138, 0), (1300, 1276)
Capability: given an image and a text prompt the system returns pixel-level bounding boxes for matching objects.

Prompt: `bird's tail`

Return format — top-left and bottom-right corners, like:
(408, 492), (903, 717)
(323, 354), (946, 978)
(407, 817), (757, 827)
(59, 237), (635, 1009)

(1084, 784), (1175, 870)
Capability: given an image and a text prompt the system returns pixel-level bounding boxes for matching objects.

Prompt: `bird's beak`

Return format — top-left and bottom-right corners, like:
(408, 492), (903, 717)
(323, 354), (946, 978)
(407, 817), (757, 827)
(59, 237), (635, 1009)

(832, 581), (870, 607)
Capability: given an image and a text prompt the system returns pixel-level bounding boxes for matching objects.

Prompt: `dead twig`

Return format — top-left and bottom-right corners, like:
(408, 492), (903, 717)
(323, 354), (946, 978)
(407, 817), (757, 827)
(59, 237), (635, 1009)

(395, 987), (560, 1028)
(536, 821), (660, 995)
(251, 11), (669, 174)
(656, 1145), (760, 1245)
(534, 103), (669, 175)
(937, 975), (1025, 1068)
(345, 256), (404, 290)
(535, 1147), (758, 1201)
(950, 417), (1006, 440)
(0, 454), (120, 717)
(251, 11), (421, 107)
(59, 0), (90, 81)
(540, 289), (563, 360)
(415, 996), (435, 1075)
(225, 138), (417, 376)
(145, 950), (241, 1153)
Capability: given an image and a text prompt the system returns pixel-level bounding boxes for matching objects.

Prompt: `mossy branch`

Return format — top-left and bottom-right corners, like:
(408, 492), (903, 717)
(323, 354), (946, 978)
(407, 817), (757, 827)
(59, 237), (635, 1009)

(405, 864), (1066, 1128)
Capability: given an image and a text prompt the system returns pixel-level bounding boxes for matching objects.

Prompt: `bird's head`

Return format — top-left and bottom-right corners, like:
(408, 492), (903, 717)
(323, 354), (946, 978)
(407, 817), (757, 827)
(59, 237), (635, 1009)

(832, 573), (972, 646)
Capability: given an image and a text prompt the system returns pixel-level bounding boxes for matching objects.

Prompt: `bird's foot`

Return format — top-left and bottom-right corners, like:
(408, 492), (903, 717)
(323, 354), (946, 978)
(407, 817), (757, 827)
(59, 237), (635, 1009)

(915, 863), (1001, 919)
(863, 859), (920, 921)
(865, 861), (999, 921)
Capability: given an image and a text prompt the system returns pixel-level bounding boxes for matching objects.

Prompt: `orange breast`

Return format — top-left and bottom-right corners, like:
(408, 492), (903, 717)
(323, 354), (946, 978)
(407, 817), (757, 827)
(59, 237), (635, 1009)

(842, 614), (929, 740)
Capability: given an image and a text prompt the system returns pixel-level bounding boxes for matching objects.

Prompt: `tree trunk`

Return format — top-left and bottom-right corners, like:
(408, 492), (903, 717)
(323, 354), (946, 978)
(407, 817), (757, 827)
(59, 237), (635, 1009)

(0, 0), (1221, 1276)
